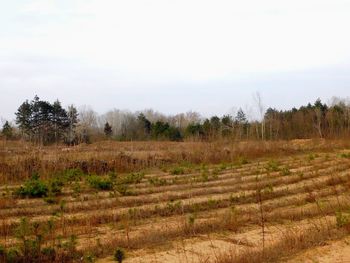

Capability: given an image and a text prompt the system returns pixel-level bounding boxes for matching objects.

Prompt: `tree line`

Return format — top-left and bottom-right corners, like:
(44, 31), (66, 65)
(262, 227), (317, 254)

(264, 98), (350, 139)
(2, 96), (350, 144)
(13, 96), (79, 144)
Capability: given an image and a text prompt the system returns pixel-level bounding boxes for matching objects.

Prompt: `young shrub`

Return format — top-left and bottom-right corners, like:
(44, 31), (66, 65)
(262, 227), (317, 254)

(14, 217), (46, 262)
(229, 194), (239, 204)
(119, 172), (145, 184)
(188, 214), (196, 230)
(188, 214), (196, 226)
(211, 172), (219, 180)
(65, 168), (85, 181)
(262, 184), (274, 195)
(43, 178), (64, 203)
(72, 182), (81, 197)
(87, 175), (113, 191)
(43, 196), (59, 204)
(6, 247), (21, 263)
(184, 214), (196, 235)
(170, 167), (185, 175)
(236, 156), (249, 166)
(15, 174), (48, 198)
(114, 247), (126, 263)
(280, 166), (291, 176)
(207, 198), (218, 209)
(219, 163), (228, 171)
(108, 171), (117, 181)
(115, 184), (130, 196)
(48, 178), (64, 195)
(336, 211), (350, 229)
(164, 200), (182, 215)
(200, 171), (209, 182)
(265, 160), (280, 172)
(340, 152), (350, 159)
(308, 153), (316, 161)
(84, 252), (96, 263)
(61, 235), (80, 260)
(148, 177), (167, 186)
(41, 247), (56, 261)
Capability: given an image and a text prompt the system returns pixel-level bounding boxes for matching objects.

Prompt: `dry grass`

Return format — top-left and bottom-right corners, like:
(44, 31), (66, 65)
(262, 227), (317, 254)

(1, 139), (350, 262)
(1, 138), (349, 183)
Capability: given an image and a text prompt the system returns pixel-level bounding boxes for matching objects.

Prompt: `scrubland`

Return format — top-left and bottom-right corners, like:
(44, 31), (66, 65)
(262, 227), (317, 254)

(1, 139), (350, 262)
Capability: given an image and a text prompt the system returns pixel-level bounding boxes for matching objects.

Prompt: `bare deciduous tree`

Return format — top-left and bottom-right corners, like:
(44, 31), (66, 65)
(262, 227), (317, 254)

(253, 92), (266, 140)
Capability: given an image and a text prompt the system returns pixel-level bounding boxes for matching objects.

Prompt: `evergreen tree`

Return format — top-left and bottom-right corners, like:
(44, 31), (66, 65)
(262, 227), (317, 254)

(15, 96), (70, 144)
(1, 121), (13, 139)
(210, 116), (221, 133)
(235, 108), (248, 139)
(185, 123), (203, 138)
(52, 100), (69, 142)
(235, 108), (247, 124)
(30, 96), (53, 144)
(15, 100), (32, 137)
(104, 122), (113, 137)
(137, 113), (151, 138)
(151, 121), (170, 139)
(202, 119), (212, 139)
(222, 115), (234, 128)
(221, 115), (234, 137)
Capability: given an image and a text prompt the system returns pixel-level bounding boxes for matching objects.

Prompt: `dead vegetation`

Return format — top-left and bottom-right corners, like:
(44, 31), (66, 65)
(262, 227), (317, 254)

(1, 139), (350, 262)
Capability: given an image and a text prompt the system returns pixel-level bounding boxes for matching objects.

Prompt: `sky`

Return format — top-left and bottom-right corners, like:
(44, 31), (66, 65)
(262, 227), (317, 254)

(1, 0), (350, 122)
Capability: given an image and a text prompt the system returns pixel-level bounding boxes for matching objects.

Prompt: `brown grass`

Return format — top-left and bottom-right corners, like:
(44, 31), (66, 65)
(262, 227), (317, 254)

(1, 139), (350, 262)
(1, 138), (349, 183)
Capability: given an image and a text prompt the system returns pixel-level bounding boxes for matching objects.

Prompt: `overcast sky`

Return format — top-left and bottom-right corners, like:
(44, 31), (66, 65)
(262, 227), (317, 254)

(1, 0), (350, 122)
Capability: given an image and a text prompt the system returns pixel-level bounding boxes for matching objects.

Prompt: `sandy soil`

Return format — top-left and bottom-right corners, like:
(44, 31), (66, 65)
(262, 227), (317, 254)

(285, 236), (350, 263)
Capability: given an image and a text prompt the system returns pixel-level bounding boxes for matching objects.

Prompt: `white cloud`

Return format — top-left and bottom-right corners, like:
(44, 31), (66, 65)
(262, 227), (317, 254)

(2, 0), (350, 79)
(1, 0), (350, 119)
(20, 0), (58, 15)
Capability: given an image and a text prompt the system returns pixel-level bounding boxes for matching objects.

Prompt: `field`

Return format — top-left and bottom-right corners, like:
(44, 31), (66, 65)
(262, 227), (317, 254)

(1, 139), (350, 262)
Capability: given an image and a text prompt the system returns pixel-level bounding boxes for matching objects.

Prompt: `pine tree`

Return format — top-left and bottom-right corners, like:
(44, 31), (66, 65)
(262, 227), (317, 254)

(30, 96), (53, 144)
(52, 100), (69, 143)
(137, 113), (151, 139)
(235, 108), (248, 140)
(104, 122), (113, 137)
(16, 96), (71, 144)
(1, 121), (13, 139)
(15, 100), (32, 138)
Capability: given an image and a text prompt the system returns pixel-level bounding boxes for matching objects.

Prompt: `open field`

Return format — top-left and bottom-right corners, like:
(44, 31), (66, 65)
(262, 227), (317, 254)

(1, 139), (350, 262)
